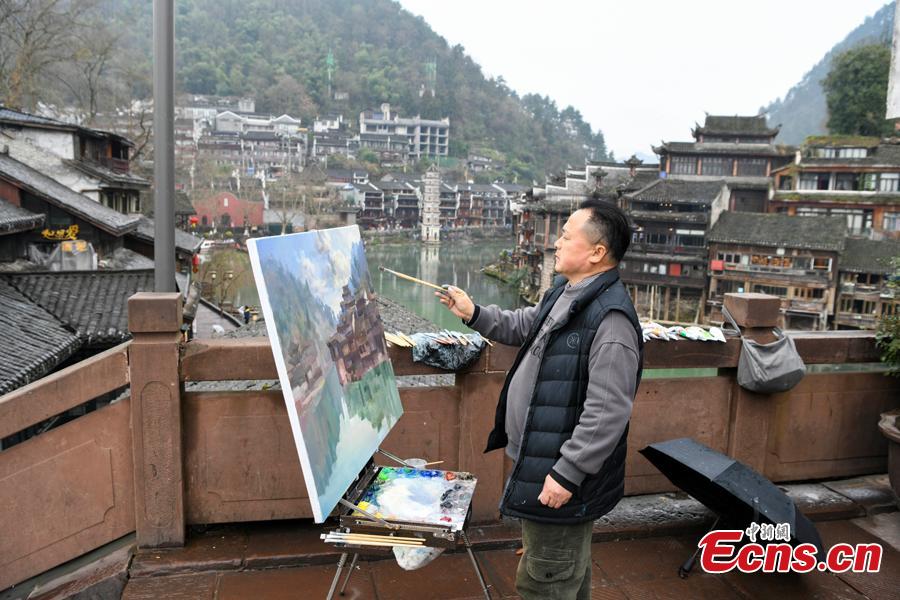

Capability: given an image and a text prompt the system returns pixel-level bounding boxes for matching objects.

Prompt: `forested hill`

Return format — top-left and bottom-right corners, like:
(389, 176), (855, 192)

(761, 3), (894, 144)
(109, 0), (609, 181)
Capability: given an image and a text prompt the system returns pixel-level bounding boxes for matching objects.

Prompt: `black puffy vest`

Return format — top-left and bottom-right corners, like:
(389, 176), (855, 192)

(485, 268), (643, 524)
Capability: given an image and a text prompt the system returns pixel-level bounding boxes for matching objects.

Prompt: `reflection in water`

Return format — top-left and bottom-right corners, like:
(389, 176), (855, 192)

(368, 238), (525, 331)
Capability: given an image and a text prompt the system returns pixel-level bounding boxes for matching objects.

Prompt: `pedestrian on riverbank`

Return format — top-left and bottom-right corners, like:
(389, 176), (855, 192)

(437, 199), (643, 600)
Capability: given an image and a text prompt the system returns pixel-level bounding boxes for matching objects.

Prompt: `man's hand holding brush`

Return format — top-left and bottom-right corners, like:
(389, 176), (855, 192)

(436, 286), (475, 323)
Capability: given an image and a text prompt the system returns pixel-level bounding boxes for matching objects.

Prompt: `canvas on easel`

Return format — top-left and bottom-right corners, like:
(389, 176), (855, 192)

(247, 226), (403, 522)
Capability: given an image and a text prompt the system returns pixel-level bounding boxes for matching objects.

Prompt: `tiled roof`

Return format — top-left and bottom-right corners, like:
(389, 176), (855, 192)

(800, 144), (900, 167)
(839, 238), (900, 273)
(0, 107), (68, 128)
(0, 106), (134, 146)
(132, 216), (202, 255)
(627, 179), (727, 205)
(64, 159), (150, 189)
(143, 190), (197, 217)
(374, 180), (415, 193)
(0, 278), (81, 395)
(0, 199), (44, 234)
(0, 153), (140, 235)
(5, 269), (154, 348)
(694, 115), (779, 136)
(241, 131), (281, 141)
(654, 141), (788, 157)
(708, 212), (846, 251)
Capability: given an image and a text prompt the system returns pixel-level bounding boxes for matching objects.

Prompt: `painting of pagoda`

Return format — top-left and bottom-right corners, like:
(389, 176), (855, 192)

(248, 226), (403, 522)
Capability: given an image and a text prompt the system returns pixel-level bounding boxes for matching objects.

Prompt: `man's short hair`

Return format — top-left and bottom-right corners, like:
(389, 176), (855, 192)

(577, 199), (632, 263)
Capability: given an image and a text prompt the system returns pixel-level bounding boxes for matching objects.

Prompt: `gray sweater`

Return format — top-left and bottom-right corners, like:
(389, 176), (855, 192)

(468, 274), (640, 489)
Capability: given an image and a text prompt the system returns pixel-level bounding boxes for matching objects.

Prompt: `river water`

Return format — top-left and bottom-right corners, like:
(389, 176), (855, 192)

(223, 237), (522, 331)
(365, 238), (524, 331)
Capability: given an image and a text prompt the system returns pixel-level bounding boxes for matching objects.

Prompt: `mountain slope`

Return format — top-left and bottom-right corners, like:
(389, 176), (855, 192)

(761, 3), (894, 144)
(107, 0), (608, 181)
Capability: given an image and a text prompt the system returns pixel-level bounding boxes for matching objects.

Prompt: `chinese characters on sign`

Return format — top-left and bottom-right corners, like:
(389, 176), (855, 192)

(41, 224), (79, 241)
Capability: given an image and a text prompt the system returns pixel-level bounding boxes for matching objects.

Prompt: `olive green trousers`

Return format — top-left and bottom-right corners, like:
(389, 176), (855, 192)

(515, 519), (594, 600)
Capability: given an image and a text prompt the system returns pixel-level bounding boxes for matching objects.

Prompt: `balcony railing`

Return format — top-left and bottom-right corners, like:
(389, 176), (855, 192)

(97, 156), (131, 173)
(629, 243), (708, 257)
(0, 292), (897, 590)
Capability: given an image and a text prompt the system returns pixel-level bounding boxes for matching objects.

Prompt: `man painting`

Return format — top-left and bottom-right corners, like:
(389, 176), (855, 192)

(438, 200), (643, 599)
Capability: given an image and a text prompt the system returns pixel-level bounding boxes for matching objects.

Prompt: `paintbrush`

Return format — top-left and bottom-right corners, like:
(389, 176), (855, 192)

(319, 531), (425, 544)
(379, 266), (446, 292)
(322, 534), (423, 547)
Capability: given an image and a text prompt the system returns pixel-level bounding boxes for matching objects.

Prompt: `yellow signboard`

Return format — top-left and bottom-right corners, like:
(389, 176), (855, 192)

(41, 224), (79, 241)
(60, 240), (88, 252)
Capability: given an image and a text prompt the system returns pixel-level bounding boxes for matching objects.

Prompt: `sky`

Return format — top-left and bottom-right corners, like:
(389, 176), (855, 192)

(398, 0), (892, 161)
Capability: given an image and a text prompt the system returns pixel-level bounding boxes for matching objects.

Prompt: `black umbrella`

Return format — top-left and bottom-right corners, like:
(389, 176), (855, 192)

(640, 437), (824, 577)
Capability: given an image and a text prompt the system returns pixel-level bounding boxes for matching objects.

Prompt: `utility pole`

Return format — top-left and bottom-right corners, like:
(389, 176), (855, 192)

(153, 0), (175, 291)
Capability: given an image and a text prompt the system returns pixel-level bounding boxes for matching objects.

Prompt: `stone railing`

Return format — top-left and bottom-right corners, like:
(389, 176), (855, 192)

(0, 293), (898, 590)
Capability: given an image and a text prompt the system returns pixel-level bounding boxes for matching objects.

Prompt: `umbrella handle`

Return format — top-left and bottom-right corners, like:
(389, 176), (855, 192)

(679, 517), (720, 579)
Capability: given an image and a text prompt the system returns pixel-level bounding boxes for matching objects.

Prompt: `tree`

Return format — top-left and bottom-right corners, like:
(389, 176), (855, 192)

(50, 24), (120, 125)
(823, 44), (894, 137)
(258, 74), (316, 119)
(0, 0), (100, 110)
(876, 256), (900, 376)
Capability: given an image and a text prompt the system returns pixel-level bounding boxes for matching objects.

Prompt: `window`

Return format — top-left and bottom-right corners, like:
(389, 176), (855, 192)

(793, 288), (824, 299)
(671, 155), (698, 175)
(884, 212), (900, 232)
(834, 173), (859, 191)
(813, 257), (831, 272)
(879, 173), (900, 192)
(861, 173), (877, 191)
(778, 176), (793, 190)
(717, 252), (745, 266)
(839, 147), (868, 158)
(736, 158), (767, 176)
(675, 235), (703, 247)
(715, 279), (742, 295)
(752, 284), (788, 296)
(793, 257), (812, 270)
(702, 156), (733, 176)
(799, 173), (830, 190)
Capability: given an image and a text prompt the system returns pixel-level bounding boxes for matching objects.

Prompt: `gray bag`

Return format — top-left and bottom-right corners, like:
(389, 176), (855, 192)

(722, 306), (806, 394)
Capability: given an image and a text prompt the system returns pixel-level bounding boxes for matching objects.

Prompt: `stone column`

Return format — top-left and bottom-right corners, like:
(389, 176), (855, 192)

(722, 293), (779, 474)
(127, 292), (185, 547)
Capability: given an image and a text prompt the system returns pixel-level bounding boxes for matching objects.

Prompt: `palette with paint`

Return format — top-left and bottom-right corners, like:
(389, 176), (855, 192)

(328, 458), (478, 550)
(353, 466), (476, 531)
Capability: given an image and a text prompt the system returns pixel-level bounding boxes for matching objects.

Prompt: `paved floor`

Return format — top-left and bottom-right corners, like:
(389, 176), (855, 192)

(122, 513), (900, 600)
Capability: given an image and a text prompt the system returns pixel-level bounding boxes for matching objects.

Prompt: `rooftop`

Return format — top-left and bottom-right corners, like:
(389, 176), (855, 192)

(707, 212), (847, 252)
(132, 216), (202, 255)
(0, 278), (80, 395)
(693, 114), (780, 137)
(840, 237), (900, 274)
(64, 158), (150, 189)
(0, 199), (44, 235)
(0, 106), (134, 147)
(626, 179), (727, 205)
(0, 153), (140, 236)
(654, 141), (789, 157)
(3, 269), (154, 349)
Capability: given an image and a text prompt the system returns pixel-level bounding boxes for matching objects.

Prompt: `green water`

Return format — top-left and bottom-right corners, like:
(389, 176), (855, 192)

(227, 237), (522, 331)
(365, 238), (525, 331)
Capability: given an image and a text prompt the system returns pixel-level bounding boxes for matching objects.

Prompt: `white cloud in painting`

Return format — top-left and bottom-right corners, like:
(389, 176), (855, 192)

(330, 252), (350, 290)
